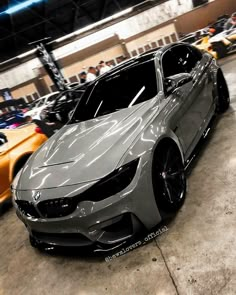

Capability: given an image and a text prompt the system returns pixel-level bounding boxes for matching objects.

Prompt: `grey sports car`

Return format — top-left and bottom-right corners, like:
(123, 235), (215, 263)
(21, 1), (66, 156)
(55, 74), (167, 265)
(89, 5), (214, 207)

(12, 43), (230, 249)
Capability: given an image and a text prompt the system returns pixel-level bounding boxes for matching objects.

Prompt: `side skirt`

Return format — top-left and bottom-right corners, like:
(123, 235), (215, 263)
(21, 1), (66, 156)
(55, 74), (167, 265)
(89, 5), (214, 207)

(184, 114), (216, 174)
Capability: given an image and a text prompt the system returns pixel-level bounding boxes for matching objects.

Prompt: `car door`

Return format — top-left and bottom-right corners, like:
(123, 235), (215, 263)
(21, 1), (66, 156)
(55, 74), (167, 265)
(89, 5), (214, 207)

(172, 44), (214, 129)
(161, 45), (200, 155)
(186, 45), (215, 123)
(162, 44), (214, 157)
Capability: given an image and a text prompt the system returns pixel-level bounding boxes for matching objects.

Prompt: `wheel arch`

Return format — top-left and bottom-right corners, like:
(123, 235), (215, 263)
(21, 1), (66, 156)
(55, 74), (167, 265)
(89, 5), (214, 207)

(11, 153), (32, 180)
(216, 68), (229, 91)
(214, 68), (230, 112)
(152, 136), (184, 163)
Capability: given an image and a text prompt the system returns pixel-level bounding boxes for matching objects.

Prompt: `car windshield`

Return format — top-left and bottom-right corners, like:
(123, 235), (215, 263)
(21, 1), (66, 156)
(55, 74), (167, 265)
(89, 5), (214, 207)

(53, 90), (84, 108)
(69, 59), (158, 123)
(36, 100), (44, 107)
(30, 98), (43, 109)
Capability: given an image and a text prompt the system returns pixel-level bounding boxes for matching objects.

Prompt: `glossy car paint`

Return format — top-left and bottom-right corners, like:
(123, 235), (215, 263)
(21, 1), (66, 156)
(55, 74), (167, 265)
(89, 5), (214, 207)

(13, 43), (225, 247)
(0, 124), (47, 204)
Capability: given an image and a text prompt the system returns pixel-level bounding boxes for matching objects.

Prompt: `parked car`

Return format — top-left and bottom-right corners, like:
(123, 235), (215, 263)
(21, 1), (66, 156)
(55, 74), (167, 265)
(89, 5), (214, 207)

(193, 27), (236, 58)
(25, 92), (59, 119)
(193, 36), (217, 59)
(210, 27), (236, 58)
(0, 124), (47, 210)
(12, 43), (230, 249)
(0, 110), (25, 129)
(42, 84), (87, 125)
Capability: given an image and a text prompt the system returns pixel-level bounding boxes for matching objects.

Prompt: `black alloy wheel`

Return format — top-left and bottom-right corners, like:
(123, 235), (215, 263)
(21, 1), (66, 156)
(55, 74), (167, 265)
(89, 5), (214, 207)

(153, 143), (186, 213)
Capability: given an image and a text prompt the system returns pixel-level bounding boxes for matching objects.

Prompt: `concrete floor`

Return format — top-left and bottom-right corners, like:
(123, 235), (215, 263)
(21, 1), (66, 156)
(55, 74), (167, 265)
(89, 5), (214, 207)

(0, 55), (236, 295)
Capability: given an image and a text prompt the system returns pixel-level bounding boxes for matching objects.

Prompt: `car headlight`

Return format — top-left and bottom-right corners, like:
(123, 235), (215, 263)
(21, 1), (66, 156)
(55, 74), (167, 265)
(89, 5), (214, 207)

(80, 158), (140, 202)
(36, 158), (140, 219)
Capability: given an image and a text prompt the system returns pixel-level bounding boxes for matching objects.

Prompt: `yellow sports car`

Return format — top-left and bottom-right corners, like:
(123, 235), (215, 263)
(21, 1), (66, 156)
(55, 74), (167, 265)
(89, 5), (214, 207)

(0, 123), (47, 209)
(193, 36), (218, 59)
(193, 28), (236, 59)
(210, 28), (236, 58)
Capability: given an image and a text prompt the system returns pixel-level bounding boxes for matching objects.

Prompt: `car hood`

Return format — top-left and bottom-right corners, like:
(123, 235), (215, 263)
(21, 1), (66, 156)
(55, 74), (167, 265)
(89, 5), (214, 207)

(17, 101), (159, 190)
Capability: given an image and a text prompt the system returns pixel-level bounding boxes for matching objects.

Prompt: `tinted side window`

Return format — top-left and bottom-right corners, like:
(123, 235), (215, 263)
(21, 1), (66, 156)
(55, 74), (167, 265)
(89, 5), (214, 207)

(188, 45), (202, 62)
(172, 45), (201, 73)
(47, 93), (58, 102)
(162, 44), (202, 79)
(162, 49), (186, 78)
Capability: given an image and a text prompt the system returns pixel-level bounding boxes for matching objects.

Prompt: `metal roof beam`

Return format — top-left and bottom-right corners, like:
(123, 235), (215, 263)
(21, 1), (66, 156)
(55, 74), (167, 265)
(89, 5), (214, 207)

(72, 0), (96, 22)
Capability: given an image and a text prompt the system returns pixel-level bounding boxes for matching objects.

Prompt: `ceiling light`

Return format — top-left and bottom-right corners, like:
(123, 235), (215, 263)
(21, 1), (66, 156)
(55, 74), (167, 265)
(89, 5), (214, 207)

(4, 0), (45, 15)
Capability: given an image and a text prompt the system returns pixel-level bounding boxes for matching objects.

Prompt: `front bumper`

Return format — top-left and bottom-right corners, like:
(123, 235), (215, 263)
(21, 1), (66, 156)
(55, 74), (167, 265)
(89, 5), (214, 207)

(14, 154), (161, 247)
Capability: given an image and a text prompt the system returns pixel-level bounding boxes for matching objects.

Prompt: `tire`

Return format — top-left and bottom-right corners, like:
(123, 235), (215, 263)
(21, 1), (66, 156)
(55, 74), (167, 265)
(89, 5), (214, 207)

(213, 42), (227, 59)
(216, 71), (230, 113)
(152, 142), (186, 214)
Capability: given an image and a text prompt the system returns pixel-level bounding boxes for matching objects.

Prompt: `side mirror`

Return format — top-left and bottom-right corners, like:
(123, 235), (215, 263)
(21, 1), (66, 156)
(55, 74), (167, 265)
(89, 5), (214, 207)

(164, 73), (193, 96)
(0, 132), (8, 146)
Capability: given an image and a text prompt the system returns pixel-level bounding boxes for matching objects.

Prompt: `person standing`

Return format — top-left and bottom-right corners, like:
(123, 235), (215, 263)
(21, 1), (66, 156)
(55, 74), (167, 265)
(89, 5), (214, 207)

(99, 61), (111, 75)
(224, 12), (236, 30)
(86, 67), (97, 82)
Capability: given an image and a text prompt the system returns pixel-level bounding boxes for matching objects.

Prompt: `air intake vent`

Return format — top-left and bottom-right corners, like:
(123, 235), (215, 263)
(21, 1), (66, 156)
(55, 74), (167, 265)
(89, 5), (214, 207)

(37, 197), (78, 218)
(16, 200), (40, 218)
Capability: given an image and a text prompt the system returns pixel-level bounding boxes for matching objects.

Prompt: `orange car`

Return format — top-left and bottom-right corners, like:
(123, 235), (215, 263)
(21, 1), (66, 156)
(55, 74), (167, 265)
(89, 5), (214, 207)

(0, 123), (47, 208)
(193, 36), (218, 59)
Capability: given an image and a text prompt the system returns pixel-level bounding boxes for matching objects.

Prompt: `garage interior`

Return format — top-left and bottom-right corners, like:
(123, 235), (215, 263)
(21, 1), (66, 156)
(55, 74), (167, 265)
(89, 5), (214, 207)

(0, 0), (236, 294)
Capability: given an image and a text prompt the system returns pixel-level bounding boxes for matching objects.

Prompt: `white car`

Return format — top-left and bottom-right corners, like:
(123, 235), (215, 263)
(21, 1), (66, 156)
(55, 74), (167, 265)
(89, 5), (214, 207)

(25, 92), (59, 119)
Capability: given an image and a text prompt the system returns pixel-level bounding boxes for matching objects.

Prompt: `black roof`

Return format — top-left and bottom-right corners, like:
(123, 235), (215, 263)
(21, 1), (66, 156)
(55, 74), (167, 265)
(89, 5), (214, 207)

(0, 0), (156, 63)
(99, 49), (162, 78)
